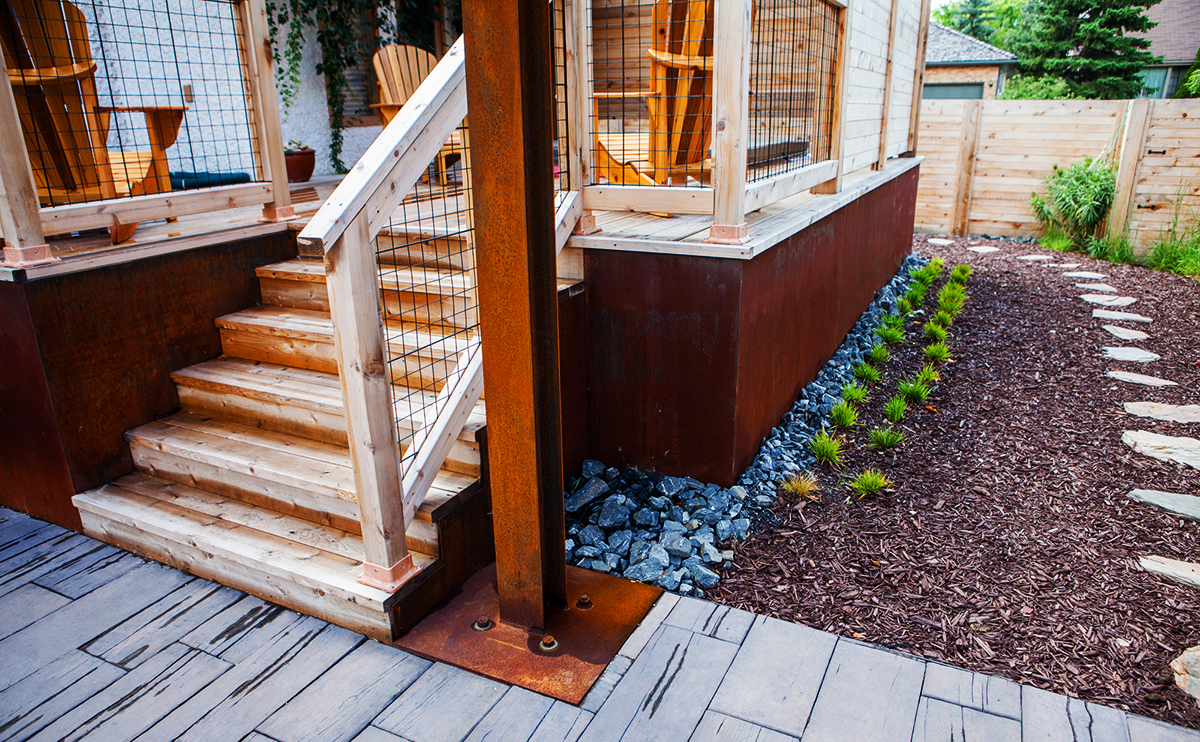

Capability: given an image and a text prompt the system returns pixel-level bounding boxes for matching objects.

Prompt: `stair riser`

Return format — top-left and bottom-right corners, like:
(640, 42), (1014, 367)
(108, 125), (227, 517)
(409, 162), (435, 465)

(128, 443), (441, 554)
(375, 234), (473, 272)
(259, 278), (475, 331)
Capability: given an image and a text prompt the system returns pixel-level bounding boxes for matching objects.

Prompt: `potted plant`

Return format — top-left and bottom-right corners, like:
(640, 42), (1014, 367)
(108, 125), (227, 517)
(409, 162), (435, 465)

(284, 139), (315, 183)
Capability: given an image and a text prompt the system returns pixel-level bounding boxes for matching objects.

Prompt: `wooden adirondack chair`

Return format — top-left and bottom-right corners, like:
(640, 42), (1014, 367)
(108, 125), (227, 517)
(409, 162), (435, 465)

(594, 0), (714, 187)
(1, 0), (185, 243)
(372, 44), (464, 185)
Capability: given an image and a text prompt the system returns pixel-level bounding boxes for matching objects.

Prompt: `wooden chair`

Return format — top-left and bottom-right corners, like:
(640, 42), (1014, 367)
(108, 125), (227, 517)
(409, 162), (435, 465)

(593, 0), (714, 187)
(372, 44), (464, 185)
(1, 0), (186, 243)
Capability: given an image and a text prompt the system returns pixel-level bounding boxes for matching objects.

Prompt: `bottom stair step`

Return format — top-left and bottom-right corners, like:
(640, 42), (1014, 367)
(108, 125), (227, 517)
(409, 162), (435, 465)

(73, 473), (438, 643)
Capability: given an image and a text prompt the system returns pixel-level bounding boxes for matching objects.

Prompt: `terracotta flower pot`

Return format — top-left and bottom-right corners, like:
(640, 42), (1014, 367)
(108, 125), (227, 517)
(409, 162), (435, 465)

(285, 149), (315, 183)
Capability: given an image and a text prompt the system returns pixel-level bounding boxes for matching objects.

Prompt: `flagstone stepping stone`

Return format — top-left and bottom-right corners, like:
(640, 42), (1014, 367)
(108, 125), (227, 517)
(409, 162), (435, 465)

(1127, 489), (1200, 522)
(967, 246), (1000, 254)
(1103, 346), (1160, 363)
(1139, 555), (1200, 589)
(1094, 309), (1152, 323)
(1125, 402), (1200, 424)
(1122, 430), (1200, 469)
(1108, 370), (1177, 387)
(1048, 263), (1081, 268)
(1064, 271), (1107, 279)
(1018, 255), (1052, 261)
(1080, 294), (1137, 307)
(1076, 282), (1117, 292)
(927, 238), (954, 246)
(1171, 646), (1200, 705)
(1102, 325), (1149, 341)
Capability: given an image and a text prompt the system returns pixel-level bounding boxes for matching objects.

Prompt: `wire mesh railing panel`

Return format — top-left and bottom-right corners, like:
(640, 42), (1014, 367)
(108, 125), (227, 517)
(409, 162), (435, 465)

(551, 0), (570, 203)
(747, 0), (840, 181)
(374, 119), (478, 478)
(588, 0), (713, 188)
(1, 0), (263, 209)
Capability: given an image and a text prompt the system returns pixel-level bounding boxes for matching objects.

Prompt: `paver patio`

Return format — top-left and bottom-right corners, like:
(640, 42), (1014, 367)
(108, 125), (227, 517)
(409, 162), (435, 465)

(1, 507), (1197, 741)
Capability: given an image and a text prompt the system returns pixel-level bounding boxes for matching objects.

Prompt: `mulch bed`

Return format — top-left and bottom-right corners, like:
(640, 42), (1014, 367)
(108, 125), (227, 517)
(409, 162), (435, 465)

(714, 235), (1200, 728)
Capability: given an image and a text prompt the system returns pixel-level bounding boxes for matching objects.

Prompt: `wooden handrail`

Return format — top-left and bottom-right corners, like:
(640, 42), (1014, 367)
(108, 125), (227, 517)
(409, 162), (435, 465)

(298, 36), (468, 253)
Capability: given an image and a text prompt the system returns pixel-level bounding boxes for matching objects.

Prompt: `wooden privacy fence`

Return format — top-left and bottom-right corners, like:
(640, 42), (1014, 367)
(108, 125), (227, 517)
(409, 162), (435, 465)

(914, 98), (1200, 247)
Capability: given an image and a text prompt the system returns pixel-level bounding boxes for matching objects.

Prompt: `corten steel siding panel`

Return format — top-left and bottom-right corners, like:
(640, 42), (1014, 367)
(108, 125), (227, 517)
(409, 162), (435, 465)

(22, 233), (297, 503)
(733, 167), (919, 475)
(0, 281), (79, 528)
(585, 253), (742, 484)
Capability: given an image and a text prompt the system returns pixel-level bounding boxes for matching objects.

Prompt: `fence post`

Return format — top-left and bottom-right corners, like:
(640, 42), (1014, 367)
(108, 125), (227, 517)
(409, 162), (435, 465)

(875, 0), (902, 170)
(1107, 99), (1152, 240)
(569, 0), (600, 235)
(813, 0), (853, 194)
(325, 213), (416, 592)
(906, 0), (932, 155)
(0, 48), (53, 268)
(240, 0), (295, 224)
(708, 0), (753, 243)
(951, 99), (981, 236)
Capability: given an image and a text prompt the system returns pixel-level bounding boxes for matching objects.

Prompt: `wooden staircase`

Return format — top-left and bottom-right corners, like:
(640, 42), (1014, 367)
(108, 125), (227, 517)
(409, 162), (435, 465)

(74, 248), (494, 642)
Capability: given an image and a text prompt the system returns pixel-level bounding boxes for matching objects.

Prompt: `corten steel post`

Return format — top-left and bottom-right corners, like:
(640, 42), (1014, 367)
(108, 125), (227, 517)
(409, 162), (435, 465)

(461, 0), (567, 631)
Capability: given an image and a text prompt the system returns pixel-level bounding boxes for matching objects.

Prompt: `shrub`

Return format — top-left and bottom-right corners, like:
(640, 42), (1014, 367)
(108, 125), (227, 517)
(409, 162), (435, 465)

(1147, 219), (1200, 277)
(923, 322), (948, 342)
(780, 472), (821, 500)
(874, 326), (905, 345)
(915, 363), (941, 385)
(884, 396), (907, 423)
(842, 381), (869, 405)
(867, 343), (890, 365)
(848, 468), (893, 499)
(925, 342), (952, 363)
(999, 74), (1076, 101)
(1029, 158), (1116, 250)
(853, 361), (881, 384)
(869, 426), (905, 450)
(899, 379), (931, 404)
(830, 400), (859, 428)
(1040, 230), (1074, 253)
(810, 429), (843, 467)
(1085, 234), (1137, 265)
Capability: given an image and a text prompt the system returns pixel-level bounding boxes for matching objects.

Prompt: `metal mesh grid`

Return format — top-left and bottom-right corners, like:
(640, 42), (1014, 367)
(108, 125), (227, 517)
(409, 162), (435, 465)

(747, 0), (840, 181)
(588, 0), (713, 188)
(551, 0), (570, 201)
(1, 0), (263, 209)
(374, 118), (478, 478)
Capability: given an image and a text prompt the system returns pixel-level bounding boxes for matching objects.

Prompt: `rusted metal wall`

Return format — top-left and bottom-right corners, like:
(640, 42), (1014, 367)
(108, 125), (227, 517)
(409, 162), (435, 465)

(4, 233), (296, 528)
(585, 168), (919, 486)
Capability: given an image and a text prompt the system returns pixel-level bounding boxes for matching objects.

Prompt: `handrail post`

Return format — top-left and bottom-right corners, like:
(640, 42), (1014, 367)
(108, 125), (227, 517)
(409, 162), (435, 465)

(567, 0), (599, 235)
(813, 0), (852, 194)
(0, 46), (54, 268)
(325, 213), (416, 592)
(708, 0), (752, 244)
(240, 0), (295, 223)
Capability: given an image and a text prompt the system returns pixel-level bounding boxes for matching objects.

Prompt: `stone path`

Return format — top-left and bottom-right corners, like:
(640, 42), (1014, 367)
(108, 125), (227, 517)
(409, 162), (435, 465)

(2, 507), (1198, 742)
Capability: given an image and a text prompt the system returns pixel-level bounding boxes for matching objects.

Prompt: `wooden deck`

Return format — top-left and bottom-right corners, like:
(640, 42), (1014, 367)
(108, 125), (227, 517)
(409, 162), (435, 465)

(2, 505), (1195, 742)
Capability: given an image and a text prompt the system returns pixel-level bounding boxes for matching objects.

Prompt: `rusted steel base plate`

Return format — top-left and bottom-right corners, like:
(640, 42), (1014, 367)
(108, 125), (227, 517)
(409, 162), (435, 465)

(394, 564), (662, 704)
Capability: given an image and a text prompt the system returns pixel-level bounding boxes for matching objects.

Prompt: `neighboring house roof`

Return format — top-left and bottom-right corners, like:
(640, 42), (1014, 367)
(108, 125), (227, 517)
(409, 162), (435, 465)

(925, 23), (1017, 66)
(1132, 0), (1200, 65)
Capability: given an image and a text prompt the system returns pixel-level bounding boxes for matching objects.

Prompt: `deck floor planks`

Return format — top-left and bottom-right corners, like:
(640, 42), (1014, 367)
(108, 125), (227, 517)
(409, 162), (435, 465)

(0, 562), (191, 692)
(373, 662), (508, 742)
(0, 533), (97, 596)
(180, 593), (304, 661)
(0, 583), (71, 641)
(85, 581), (242, 669)
(34, 547), (146, 599)
(708, 615), (838, 738)
(526, 701), (593, 742)
(257, 640), (430, 742)
(28, 643), (231, 742)
(1021, 685), (1131, 742)
(463, 686), (557, 742)
(911, 697), (1021, 742)
(800, 639), (927, 742)
(0, 519), (67, 563)
(0, 650), (126, 741)
(690, 710), (799, 742)
(921, 660), (1022, 720)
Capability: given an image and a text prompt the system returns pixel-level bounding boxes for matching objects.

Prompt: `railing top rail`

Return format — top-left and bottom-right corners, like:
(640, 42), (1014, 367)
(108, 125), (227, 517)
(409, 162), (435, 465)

(298, 37), (467, 253)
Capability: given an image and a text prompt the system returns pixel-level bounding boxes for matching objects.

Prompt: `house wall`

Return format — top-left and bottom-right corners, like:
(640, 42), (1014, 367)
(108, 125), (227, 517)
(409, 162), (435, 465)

(924, 65), (1003, 98)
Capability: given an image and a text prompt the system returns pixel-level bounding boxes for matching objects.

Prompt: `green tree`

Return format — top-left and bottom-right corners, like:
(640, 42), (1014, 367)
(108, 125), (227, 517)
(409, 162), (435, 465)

(933, 0), (996, 42)
(1010, 0), (1163, 99)
(999, 74), (1077, 99)
(1173, 47), (1200, 98)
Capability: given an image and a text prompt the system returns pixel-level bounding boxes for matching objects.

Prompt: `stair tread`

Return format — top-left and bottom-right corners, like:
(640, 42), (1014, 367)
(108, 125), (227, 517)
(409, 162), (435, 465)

(257, 259), (474, 294)
(127, 412), (477, 521)
(172, 359), (486, 443)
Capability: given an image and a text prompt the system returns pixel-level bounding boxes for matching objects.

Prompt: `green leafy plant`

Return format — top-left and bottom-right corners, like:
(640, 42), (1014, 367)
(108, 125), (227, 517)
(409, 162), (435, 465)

(874, 326), (905, 345)
(915, 363), (941, 385)
(853, 361), (881, 384)
(867, 343), (890, 365)
(950, 264), (973, 283)
(925, 342), (952, 363)
(842, 382), (869, 405)
(999, 74), (1077, 100)
(1030, 158), (1117, 250)
(1146, 211), (1200, 277)
(896, 296), (913, 315)
(905, 285), (927, 307)
(810, 429), (844, 467)
(932, 310), (955, 327)
(830, 400), (860, 428)
(899, 379), (931, 404)
(929, 257), (945, 274)
(869, 426), (905, 450)
(882, 314), (906, 331)
(1039, 229), (1075, 252)
(1085, 234), (1138, 265)
(884, 395), (907, 423)
(938, 284), (966, 315)
(780, 472), (821, 500)
(848, 468), (894, 499)
(923, 322), (948, 342)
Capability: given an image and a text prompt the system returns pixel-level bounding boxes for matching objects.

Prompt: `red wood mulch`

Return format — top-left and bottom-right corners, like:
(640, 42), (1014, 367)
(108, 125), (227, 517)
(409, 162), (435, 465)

(715, 235), (1200, 728)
